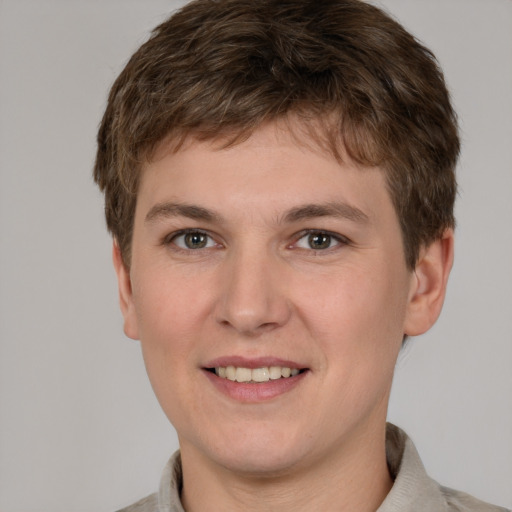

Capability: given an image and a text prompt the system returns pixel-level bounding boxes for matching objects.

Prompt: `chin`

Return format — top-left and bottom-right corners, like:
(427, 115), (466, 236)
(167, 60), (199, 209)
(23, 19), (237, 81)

(214, 445), (308, 477)
(186, 423), (313, 477)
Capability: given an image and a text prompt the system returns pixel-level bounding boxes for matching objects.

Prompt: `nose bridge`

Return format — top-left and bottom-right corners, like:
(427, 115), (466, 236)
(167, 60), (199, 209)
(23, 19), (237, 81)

(216, 241), (290, 334)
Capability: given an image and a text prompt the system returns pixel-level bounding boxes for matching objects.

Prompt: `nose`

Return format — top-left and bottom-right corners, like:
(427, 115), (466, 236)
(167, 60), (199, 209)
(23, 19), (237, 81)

(215, 246), (292, 336)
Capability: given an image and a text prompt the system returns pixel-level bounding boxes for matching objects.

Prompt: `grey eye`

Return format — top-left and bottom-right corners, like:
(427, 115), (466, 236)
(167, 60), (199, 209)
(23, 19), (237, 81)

(184, 232), (208, 249)
(172, 231), (215, 250)
(308, 233), (332, 250)
(295, 231), (341, 250)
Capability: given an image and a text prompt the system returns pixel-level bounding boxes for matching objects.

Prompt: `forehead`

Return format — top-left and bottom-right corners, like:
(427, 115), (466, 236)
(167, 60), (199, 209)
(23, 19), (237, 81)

(143, 121), (388, 204)
(135, 123), (399, 240)
(149, 113), (376, 176)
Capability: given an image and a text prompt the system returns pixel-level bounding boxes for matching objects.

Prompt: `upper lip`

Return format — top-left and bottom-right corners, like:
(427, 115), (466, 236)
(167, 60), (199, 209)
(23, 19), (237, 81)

(204, 356), (306, 370)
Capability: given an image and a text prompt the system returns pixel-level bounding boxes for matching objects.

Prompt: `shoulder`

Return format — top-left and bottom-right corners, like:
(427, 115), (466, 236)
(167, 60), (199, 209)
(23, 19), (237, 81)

(115, 492), (159, 512)
(441, 486), (510, 512)
(381, 424), (510, 512)
(114, 451), (183, 512)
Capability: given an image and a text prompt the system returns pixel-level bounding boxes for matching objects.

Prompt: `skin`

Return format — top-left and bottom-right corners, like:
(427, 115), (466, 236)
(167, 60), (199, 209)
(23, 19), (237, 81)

(114, 122), (454, 512)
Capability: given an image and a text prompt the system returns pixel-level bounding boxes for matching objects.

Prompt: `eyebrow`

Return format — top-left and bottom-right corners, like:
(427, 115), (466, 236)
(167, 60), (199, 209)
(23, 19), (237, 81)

(144, 200), (369, 225)
(145, 202), (223, 224)
(282, 202), (369, 224)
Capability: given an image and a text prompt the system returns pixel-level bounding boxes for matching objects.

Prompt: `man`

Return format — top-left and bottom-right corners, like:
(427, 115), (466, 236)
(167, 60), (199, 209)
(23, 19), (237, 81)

(94, 0), (508, 510)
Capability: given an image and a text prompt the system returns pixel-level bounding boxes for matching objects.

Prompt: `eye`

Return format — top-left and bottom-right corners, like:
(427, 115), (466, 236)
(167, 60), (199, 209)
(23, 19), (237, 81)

(294, 231), (345, 251)
(169, 230), (217, 250)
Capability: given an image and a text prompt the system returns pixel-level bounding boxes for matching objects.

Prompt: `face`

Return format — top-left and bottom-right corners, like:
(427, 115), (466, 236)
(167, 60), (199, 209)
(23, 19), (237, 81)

(115, 122), (449, 477)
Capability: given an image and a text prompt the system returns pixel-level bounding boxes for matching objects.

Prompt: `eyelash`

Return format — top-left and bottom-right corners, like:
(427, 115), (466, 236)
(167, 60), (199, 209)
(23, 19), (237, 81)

(163, 229), (350, 253)
(163, 229), (219, 251)
(292, 230), (350, 252)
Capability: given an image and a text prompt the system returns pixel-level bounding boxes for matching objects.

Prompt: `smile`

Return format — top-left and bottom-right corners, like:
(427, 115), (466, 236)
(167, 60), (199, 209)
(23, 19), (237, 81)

(213, 366), (301, 383)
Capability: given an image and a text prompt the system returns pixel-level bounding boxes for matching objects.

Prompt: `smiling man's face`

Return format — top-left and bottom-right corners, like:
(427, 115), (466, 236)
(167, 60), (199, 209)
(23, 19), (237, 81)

(114, 122), (446, 477)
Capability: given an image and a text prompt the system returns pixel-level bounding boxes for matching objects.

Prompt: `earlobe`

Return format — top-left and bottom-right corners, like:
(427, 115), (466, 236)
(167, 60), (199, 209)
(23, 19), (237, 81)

(112, 242), (140, 340)
(404, 229), (454, 337)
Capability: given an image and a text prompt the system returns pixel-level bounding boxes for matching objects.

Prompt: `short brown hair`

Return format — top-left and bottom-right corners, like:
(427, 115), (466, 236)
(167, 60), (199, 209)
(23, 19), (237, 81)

(94, 0), (459, 269)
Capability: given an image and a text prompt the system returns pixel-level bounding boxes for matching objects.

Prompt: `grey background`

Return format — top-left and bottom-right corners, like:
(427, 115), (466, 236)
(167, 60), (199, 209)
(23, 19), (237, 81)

(0, 0), (511, 510)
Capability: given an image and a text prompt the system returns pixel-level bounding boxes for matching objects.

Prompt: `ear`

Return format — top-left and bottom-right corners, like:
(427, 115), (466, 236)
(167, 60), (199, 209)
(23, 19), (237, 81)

(404, 229), (454, 336)
(112, 242), (140, 340)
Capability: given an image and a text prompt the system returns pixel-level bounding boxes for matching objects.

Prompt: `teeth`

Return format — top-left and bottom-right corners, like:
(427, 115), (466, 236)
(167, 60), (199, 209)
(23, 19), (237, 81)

(235, 367), (251, 382)
(269, 366), (282, 380)
(252, 367), (270, 382)
(214, 366), (302, 383)
(225, 365), (236, 380)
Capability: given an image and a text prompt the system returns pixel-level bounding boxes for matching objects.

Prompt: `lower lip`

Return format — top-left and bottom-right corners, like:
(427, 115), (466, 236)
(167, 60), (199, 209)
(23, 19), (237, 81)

(202, 369), (308, 402)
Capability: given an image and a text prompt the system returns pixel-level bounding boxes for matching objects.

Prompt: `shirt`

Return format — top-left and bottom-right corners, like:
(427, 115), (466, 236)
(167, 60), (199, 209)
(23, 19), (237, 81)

(116, 424), (509, 512)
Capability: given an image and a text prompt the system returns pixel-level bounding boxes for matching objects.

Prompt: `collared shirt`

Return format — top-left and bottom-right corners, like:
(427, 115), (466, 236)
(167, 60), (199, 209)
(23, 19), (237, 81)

(116, 424), (509, 512)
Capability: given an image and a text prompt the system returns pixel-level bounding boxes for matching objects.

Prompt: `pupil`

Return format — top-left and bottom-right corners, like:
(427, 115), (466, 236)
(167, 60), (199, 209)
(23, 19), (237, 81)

(185, 232), (207, 249)
(309, 233), (330, 249)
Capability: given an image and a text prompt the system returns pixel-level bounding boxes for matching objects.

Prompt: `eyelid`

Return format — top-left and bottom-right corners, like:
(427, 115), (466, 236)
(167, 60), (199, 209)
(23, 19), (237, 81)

(161, 227), (349, 252)
(163, 228), (221, 250)
(291, 229), (351, 250)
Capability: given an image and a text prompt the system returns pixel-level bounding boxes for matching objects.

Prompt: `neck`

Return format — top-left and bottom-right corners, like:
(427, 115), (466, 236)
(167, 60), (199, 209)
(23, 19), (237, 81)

(179, 424), (392, 512)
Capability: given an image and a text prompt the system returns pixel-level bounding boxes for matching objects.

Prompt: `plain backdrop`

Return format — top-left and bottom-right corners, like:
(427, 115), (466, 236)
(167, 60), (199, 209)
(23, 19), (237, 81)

(0, 1), (511, 511)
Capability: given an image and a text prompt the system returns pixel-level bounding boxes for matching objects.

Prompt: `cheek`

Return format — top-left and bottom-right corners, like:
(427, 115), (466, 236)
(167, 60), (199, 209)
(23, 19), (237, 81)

(133, 263), (211, 340)
(312, 265), (406, 328)
(130, 271), (205, 395)
(303, 264), (408, 371)
(131, 269), (207, 424)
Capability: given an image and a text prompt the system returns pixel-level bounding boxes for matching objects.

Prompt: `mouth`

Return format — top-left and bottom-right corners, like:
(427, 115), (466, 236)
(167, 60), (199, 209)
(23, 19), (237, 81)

(206, 365), (306, 383)
(202, 358), (309, 401)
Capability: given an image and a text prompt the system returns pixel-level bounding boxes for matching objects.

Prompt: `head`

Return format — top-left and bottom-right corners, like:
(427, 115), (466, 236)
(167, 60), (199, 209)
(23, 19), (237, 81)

(94, 0), (459, 481)
(94, 0), (459, 271)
